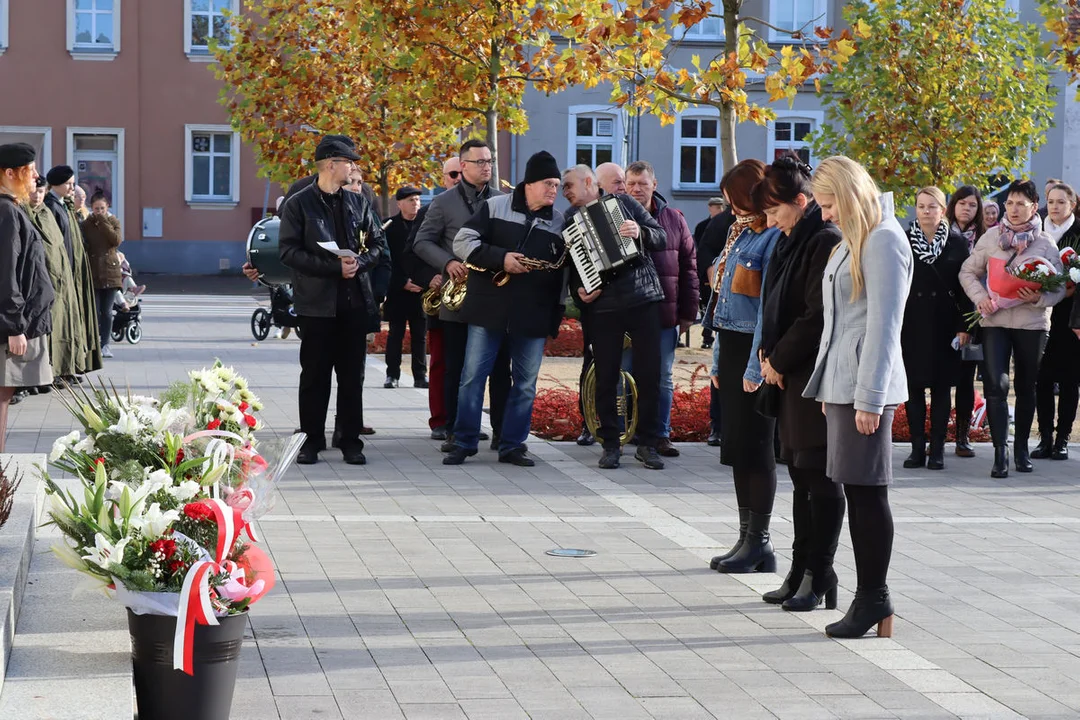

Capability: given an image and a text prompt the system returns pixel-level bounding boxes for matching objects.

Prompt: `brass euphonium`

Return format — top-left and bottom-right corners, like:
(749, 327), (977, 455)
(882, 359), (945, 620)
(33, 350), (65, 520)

(582, 334), (638, 445)
(421, 286), (442, 316)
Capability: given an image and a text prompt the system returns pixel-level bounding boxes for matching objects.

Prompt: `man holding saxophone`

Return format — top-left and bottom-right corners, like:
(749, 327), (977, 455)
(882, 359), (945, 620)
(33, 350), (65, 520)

(442, 151), (567, 467)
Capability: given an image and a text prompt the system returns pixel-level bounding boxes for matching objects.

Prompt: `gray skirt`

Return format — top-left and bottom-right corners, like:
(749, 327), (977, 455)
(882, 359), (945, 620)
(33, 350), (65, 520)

(0, 336), (53, 388)
(825, 403), (897, 486)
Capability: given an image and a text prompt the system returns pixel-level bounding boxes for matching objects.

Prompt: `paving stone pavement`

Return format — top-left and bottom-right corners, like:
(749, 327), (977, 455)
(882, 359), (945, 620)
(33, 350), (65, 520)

(6, 292), (1080, 719)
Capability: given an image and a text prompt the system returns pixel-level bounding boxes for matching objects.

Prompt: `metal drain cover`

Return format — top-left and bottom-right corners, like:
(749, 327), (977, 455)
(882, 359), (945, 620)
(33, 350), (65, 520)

(545, 548), (597, 558)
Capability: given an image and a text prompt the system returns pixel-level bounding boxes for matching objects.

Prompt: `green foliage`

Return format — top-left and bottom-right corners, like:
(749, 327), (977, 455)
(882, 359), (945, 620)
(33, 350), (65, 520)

(812, 0), (1056, 204)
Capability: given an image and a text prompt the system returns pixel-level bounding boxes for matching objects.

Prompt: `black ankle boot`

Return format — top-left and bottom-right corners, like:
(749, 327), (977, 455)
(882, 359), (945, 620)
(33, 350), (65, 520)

(955, 421), (975, 458)
(763, 489), (810, 603)
(991, 445), (1010, 478)
(825, 586), (894, 638)
(902, 439), (926, 468)
(1015, 443), (1033, 473)
(1052, 435), (1070, 461)
(926, 436), (945, 470)
(782, 570), (839, 612)
(710, 508), (748, 570)
(718, 511), (776, 574)
(1030, 436), (1054, 459)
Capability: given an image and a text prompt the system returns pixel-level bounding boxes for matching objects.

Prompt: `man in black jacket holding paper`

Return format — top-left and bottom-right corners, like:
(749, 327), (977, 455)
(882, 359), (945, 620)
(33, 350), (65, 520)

(279, 136), (390, 466)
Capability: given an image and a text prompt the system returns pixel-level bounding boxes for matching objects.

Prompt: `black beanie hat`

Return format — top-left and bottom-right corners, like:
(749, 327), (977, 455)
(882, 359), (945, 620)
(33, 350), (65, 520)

(0, 142), (36, 170)
(46, 165), (75, 186)
(523, 151), (560, 184)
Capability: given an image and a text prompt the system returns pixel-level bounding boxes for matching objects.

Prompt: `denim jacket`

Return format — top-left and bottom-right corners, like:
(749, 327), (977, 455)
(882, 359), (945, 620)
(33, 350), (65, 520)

(707, 225), (780, 383)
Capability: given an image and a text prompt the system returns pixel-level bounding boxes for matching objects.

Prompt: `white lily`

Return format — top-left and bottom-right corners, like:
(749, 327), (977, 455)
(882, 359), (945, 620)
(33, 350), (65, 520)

(81, 404), (106, 432)
(49, 430), (81, 462)
(143, 469), (174, 497)
(82, 533), (131, 568)
(172, 480), (203, 501)
(108, 410), (142, 437)
(73, 435), (97, 454)
(130, 503), (179, 539)
(1071, 267), (1080, 283)
(47, 493), (75, 526)
(51, 541), (92, 573)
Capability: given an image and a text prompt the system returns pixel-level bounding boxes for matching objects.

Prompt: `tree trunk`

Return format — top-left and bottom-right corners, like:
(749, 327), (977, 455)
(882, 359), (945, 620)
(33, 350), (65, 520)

(720, 0), (741, 172)
(378, 166), (390, 219)
(487, 38), (501, 189)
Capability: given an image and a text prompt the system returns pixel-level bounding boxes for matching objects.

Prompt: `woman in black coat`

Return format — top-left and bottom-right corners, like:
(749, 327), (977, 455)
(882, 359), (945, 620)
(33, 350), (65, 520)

(902, 187), (972, 470)
(1032, 182), (1080, 460)
(755, 154), (847, 611)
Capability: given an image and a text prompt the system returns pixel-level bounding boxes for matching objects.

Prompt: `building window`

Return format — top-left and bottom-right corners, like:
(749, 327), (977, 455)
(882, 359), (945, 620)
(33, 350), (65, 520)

(185, 125), (240, 206)
(681, 14), (723, 40)
(184, 0), (237, 59)
(768, 0), (826, 41)
(67, 0), (121, 59)
(0, 0), (9, 55)
(574, 115), (615, 168)
(676, 114), (720, 189)
(766, 112), (823, 167)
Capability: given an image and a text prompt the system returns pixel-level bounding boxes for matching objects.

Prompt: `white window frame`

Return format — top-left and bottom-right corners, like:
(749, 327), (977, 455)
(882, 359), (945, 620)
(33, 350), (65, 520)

(566, 104), (626, 171)
(768, 0), (827, 43)
(0, 0), (9, 55)
(672, 108), (721, 191)
(184, 124), (241, 208)
(765, 110), (824, 167)
(184, 0), (239, 62)
(66, 0), (121, 61)
(66, 126), (125, 222)
(0, 126), (52, 170)
(678, 13), (724, 41)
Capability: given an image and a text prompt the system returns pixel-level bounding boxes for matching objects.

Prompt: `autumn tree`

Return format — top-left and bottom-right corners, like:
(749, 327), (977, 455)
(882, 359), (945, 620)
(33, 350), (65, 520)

(214, 0), (463, 213)
(811, 0), (1056, 202)
(564, 0), (858, 170)
(1040, 0), (1080, 88)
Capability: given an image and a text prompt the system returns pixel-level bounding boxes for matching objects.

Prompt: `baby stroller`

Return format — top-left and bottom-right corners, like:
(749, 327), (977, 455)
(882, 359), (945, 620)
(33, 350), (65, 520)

(112, 297), (143, 344)
(251, 283), (302, 340)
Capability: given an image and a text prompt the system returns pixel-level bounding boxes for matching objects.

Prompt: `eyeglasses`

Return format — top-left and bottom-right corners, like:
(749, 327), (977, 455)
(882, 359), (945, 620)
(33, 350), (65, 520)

(446, 170), (461, 179)
(463, 159), (495, 167)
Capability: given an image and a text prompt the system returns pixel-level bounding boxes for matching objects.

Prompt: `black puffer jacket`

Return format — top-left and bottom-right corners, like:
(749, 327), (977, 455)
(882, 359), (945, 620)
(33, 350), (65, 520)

(452, 183), (566, 338)
(278, 182), (390, 328)
(566, 192), (666, 314)
(0, 196), (54, 339)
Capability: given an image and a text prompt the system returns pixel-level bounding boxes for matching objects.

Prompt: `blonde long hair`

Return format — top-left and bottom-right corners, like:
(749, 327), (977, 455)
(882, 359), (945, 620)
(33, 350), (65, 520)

(811, 156), (882, 301)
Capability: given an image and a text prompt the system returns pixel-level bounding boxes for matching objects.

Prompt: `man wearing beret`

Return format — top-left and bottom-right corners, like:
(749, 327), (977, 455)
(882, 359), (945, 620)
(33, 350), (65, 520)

(382, 185), (427, 390)
(44, 165), (101, 373)
(443, 150), (567, 467)
(279, 135), (390, 466)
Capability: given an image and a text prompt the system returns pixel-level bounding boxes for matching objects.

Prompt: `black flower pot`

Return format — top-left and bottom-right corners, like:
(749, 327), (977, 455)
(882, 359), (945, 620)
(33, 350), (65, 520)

(127, 609), (247, 720)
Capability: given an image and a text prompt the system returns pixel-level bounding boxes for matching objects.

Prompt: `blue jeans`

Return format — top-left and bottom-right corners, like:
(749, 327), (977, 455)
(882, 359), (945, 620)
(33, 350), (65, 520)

(453, 326), (546, 454)
(623, 326), (678, 438)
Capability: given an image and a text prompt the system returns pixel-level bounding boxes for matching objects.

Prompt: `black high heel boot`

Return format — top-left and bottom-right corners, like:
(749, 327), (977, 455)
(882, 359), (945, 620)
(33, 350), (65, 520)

(1015, 442), (1033, 473)
(763, 490), (810, 604)
(902, 437), (926, 468)
(718, 511), (776, 574)
(710, 508), (748, 570)
(991, 445), (1010, 478)
(926, 436), (945, 470)
(1052, 434), (1070, 461)
(782, 570), (838, 611)
(955, 419), (975, 458)
(1030, 436), (1054, 459)
(825, 586), (894, 638)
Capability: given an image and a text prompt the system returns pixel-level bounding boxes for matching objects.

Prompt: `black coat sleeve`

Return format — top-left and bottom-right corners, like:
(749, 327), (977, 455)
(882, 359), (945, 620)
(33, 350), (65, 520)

(767, 229), (838, 376)
(618, 194), (666, 251)
(0, 204), (26, 336)
(278, 195), (341, 278)
(358, 200), (391, 301)
(1071, 290), (1080, 329)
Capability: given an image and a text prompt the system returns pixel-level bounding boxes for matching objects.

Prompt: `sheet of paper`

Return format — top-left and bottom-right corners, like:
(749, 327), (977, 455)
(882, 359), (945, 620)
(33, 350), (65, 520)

(317, 241), (361, 258)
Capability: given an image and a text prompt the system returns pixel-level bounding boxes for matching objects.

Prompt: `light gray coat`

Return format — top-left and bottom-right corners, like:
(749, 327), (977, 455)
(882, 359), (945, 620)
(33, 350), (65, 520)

(803, 193), (914, 415)
(410, 181), (502, 323)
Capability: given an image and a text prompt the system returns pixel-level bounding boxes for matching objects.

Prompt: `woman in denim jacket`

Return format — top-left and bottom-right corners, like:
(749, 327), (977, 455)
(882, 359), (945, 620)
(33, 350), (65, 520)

(705, 159), (781, 575)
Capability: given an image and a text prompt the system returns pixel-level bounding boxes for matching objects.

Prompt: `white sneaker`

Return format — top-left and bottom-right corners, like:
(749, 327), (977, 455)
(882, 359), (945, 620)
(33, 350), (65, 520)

(101, 346), (114, 358)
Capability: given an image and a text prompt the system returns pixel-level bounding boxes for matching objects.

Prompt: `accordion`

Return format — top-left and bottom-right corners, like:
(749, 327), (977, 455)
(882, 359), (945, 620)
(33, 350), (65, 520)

(562, 196), (640, 293)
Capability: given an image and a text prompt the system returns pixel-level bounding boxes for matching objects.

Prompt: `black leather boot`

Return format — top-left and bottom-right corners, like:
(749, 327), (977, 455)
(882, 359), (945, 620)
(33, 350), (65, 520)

(718, 511), (776, 574)
(783, 494), (844, 612)
(710, 508), (748, 570)
(763, 490), (809, 604)
(1031, 436), (1054, 459)
(991, 445), (1010, 478)
(782, 571), (838, 612)
(955, 419), (975, 457)
(902, 438), (926, 468)
(1052, 435), (1070, 461)
(1015, 443), (1033, 473)
(926, 436), (945, 470)
(825, 586), (894, 638)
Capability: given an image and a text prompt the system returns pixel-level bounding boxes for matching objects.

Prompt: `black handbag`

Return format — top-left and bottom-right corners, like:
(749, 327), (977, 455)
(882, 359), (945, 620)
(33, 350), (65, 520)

(754, 383), (781, 419)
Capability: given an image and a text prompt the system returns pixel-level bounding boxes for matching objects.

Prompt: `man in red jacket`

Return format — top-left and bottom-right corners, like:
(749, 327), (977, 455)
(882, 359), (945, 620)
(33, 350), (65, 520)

(625, 161), (699, 457)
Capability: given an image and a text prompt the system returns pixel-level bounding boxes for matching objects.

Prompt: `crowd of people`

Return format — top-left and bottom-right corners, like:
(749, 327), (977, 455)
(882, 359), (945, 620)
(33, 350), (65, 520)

(0, 143), (146, 451)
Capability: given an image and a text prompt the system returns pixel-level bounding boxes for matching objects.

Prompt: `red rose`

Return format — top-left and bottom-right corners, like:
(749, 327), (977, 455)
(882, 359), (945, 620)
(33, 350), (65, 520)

(244, 414), (257, 428)
(183, 503), (214, 522)
(150, 538), (177, 558)
(239, 402), (249, 412)
(207, 418), (221, 430)
(168, 559), (185, 574)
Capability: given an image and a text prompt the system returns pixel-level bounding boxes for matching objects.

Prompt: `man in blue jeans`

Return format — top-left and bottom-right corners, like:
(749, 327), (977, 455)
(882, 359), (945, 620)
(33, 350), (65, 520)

(443, 151), (567, 467)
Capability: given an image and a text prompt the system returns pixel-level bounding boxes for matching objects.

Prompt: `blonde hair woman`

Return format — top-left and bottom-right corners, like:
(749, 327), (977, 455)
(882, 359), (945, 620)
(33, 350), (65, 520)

(803, 156), (913, 639)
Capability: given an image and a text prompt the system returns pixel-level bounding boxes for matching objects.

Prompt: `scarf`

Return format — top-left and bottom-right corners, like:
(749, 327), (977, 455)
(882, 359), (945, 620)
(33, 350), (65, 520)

(713, 213), (764, 287)
(1044, 214), (1075, 245)
(909, 220), (948, 264)
(997, 218), (1038, 254)
(951, 221), (976, 252)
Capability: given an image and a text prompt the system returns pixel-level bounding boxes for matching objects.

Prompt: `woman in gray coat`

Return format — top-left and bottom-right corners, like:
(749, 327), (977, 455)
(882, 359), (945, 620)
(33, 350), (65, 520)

(804, 157), (913, 639)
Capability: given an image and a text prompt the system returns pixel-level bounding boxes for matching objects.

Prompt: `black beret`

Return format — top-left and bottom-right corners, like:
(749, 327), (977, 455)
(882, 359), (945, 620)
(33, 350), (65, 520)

(395, 186), (422, 201)
(0, 142), (36, 170)
(46, 165), (75, 186)
(314, 136), (361, 162)
(35, 176), (48, 188)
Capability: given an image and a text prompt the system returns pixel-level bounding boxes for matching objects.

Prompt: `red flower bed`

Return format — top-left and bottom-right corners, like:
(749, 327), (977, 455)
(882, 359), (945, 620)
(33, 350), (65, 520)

(891, 401), (991, 443)
(545, 318), (584, 357)
(368, 327), (412, 354)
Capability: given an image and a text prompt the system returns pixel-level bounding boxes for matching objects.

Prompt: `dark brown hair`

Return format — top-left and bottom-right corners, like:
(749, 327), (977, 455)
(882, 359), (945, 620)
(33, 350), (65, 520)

(751, 152), (812, 211)
(945, 185), (985, 239)
(1047, 182), (1080, 220)
(721, 158), (767, 217)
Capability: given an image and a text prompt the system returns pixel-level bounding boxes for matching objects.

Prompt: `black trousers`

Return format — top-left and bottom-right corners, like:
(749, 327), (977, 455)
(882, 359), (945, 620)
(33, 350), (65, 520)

(298, 314), (367, 449)
(1036, 358), (1080, 441)
(590, 302), (661, 449)
(955, 360), (978, 432)
(844, 484), (893, 590)
(982, 327), (1048, 447)
(386, 301), (428, 381)
(443, 320), (509, 437)
(709, 382), (721, 434)
(905, 382), (952, 443)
